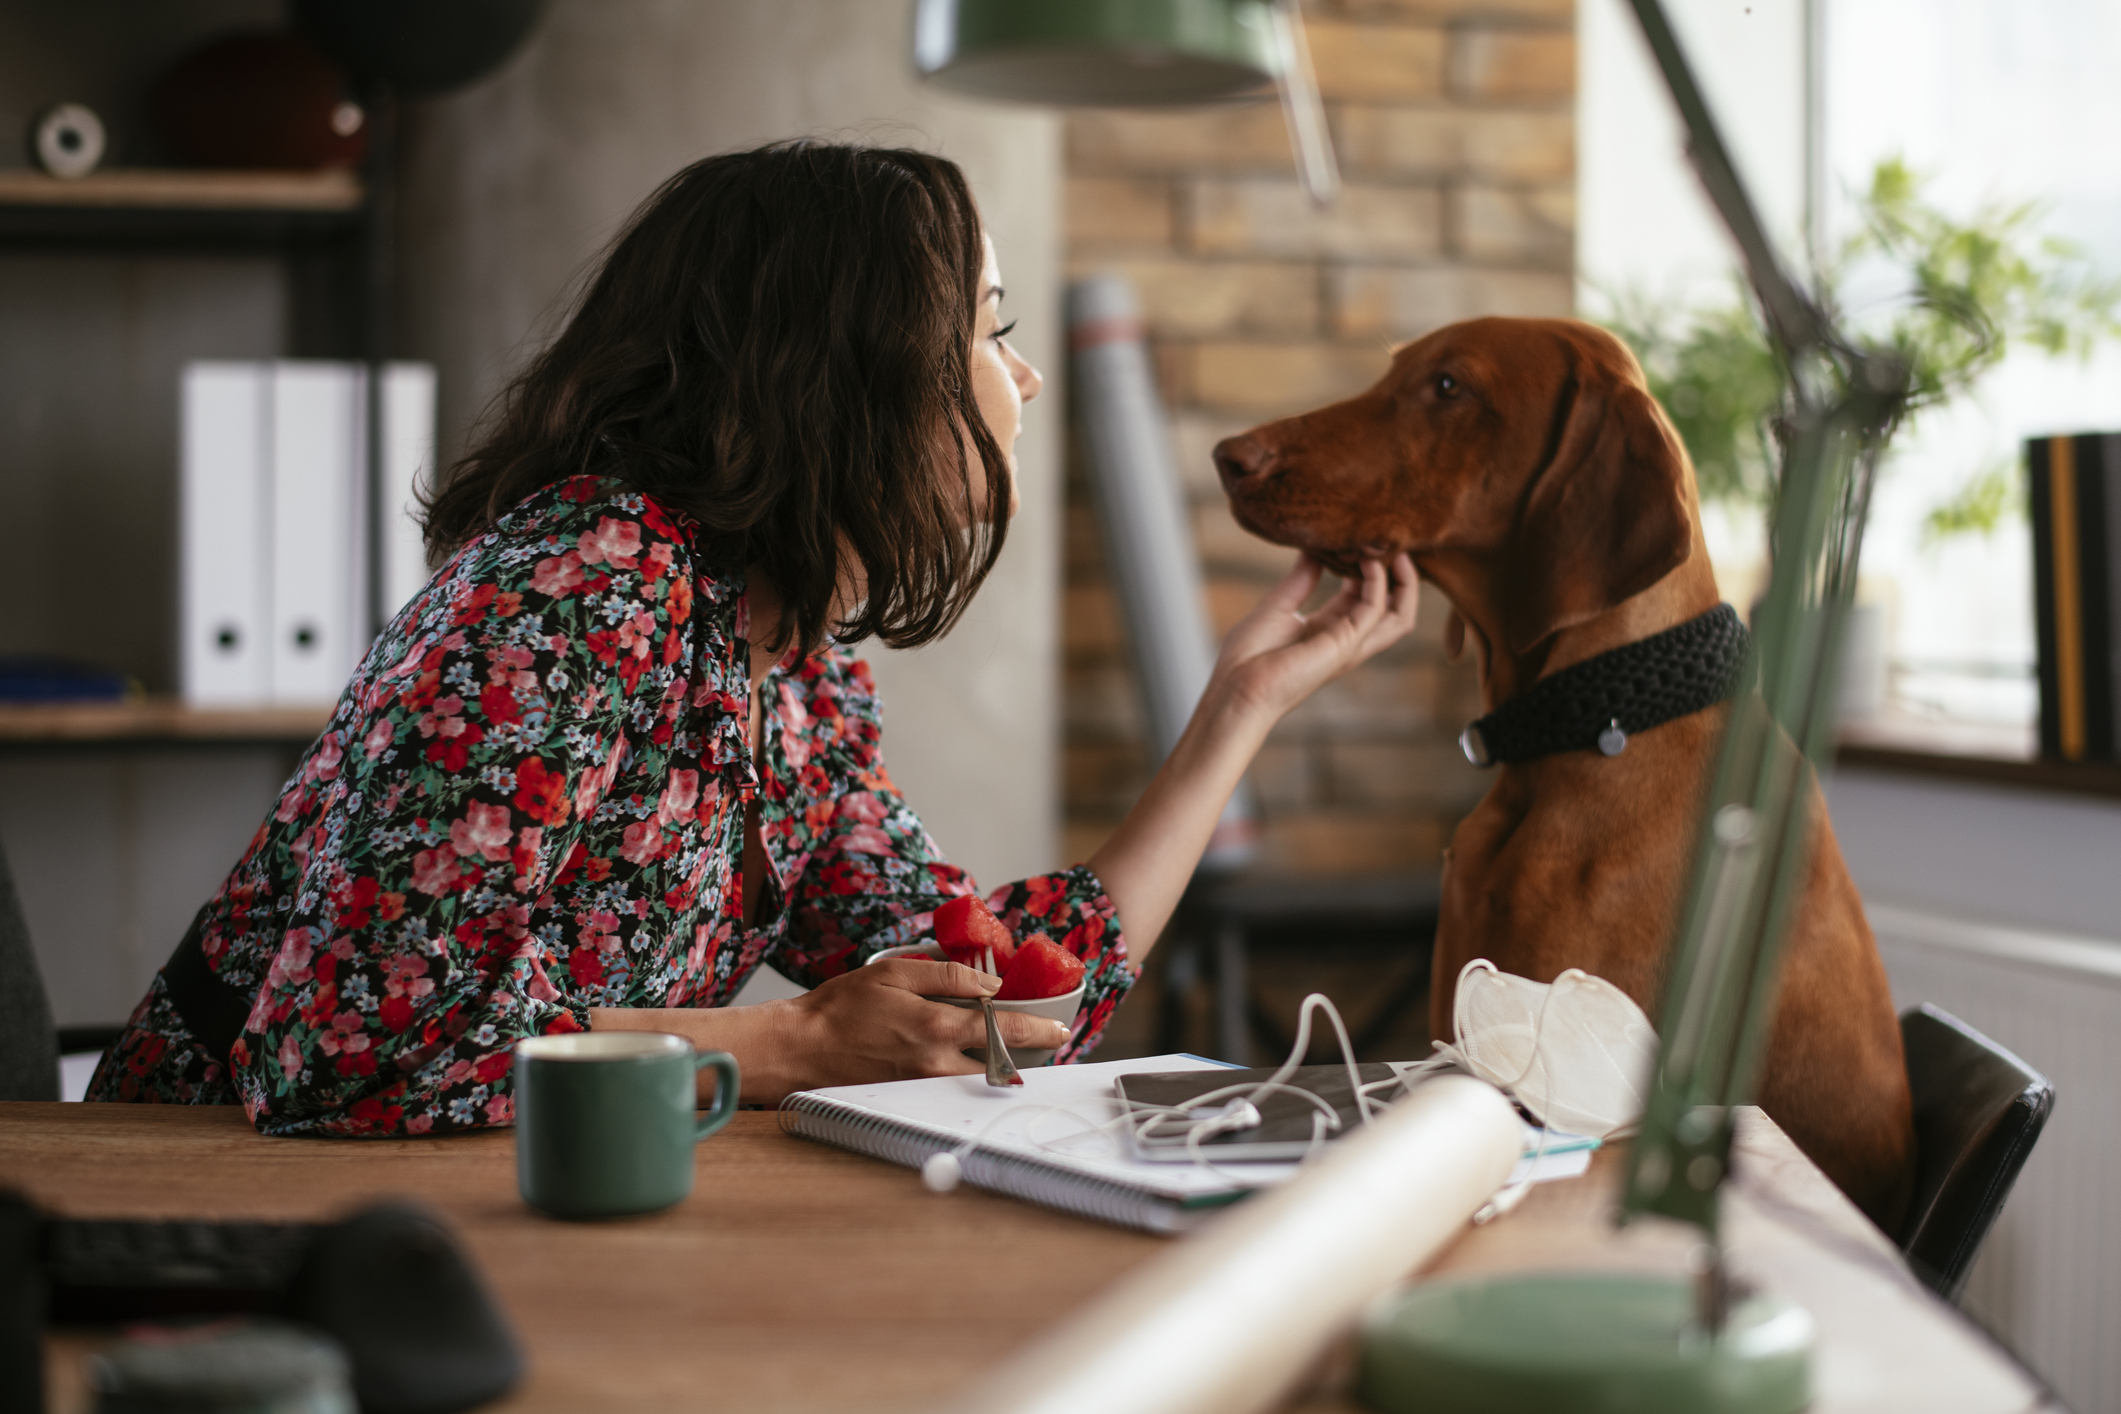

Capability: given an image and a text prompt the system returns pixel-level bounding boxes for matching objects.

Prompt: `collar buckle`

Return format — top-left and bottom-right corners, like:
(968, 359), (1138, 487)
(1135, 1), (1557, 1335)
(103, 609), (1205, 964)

(1458, 722), (1493, 768)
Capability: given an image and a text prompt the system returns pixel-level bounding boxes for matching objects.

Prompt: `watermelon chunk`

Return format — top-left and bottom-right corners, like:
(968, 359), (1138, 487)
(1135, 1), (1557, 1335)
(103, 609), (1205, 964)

(994, 935), (1086, 1001)
(932, 895), (1017, 971)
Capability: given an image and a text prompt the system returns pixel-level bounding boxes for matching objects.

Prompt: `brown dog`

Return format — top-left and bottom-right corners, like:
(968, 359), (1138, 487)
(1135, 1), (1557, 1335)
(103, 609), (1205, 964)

(1215, 317), (1914, 1231)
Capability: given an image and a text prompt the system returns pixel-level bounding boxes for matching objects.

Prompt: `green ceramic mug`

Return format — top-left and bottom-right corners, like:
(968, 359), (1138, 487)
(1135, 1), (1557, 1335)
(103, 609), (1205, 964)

(513, 1032), (740, 1219)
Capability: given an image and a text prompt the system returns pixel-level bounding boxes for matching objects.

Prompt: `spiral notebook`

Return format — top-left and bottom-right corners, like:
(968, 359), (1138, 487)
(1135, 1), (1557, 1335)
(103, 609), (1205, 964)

(778, 1054), (1594, 1234)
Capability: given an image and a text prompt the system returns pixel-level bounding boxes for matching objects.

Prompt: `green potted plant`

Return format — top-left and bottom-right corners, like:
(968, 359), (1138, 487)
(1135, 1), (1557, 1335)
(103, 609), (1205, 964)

(1601, 158), (2121, 720)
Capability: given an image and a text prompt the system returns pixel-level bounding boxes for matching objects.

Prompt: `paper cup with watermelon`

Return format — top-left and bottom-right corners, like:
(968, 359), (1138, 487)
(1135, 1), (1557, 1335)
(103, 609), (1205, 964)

(866, 896), (1087, 1067)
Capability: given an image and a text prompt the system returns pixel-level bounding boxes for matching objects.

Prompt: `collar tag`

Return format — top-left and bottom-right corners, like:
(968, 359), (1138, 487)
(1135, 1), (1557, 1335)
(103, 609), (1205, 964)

(1598, 719), (1628, 757)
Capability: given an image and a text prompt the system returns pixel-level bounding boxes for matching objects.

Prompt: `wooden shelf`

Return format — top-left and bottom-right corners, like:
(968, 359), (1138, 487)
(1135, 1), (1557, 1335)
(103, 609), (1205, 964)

(0, 167), (363, 211)
(0, 697), (331, 748)
(1835, 742), (2121, 801)
(0, 168), (366, 251)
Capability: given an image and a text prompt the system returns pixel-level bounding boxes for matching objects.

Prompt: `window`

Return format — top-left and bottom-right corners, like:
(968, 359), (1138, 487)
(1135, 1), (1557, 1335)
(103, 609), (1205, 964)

(1580, 0), (2121, 759)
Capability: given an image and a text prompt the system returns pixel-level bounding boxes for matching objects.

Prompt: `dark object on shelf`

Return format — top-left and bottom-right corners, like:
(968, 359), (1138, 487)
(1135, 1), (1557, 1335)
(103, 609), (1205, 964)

(1897, 1004), (2055, 1302)
(154, 32), (368, 171)
(29, 102), (105, 179)
(41, 1203), (523, 1414)
(2029, 431), (2121, 763)
(86, 1320), (355, 1414)
(0, 834), (58, 1102)
(292, 0), (550, 97)
(0, 654), (138, 704)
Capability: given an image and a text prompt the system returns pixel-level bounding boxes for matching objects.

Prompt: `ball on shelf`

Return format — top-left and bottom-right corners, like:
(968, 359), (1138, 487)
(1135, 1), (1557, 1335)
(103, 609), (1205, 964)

(31, 104), (105, 180)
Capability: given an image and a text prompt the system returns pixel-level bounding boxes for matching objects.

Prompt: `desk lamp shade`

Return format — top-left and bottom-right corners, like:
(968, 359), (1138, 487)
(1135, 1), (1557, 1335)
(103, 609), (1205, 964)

(913, 0), (1280, 106)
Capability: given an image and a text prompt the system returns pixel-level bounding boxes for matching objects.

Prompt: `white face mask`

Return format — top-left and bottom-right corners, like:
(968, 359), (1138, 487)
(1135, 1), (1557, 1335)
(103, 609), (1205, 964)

(1422, 959), (1659, 1140)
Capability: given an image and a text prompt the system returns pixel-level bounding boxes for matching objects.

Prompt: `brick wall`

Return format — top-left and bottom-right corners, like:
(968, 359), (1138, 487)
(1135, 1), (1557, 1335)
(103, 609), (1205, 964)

(1060, 0), (1576, 879)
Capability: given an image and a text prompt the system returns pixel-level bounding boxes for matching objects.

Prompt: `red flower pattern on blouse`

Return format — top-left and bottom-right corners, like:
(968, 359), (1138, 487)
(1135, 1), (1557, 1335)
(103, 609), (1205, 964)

(88, 476), (1132, 1135)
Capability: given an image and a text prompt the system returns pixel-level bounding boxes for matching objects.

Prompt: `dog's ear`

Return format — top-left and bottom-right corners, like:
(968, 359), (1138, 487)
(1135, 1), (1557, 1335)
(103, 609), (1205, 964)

(1503, 377), (1691, 652)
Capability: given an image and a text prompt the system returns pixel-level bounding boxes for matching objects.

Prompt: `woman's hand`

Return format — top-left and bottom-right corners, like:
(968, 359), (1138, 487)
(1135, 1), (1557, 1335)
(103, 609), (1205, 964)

(1209, 552), (1420, 726)
(591, 960), (1070, 1105)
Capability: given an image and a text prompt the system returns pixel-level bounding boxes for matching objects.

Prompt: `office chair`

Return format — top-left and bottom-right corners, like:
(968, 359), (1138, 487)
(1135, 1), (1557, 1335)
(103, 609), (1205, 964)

(1159, 871), (1440, 1064)
(0, 835), (58, 1101)
(1897, 1003), (2055, 1302)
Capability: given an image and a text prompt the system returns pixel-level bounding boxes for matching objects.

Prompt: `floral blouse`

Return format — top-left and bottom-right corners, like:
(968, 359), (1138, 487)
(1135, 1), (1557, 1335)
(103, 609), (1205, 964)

(88, 475), (1132, 1136)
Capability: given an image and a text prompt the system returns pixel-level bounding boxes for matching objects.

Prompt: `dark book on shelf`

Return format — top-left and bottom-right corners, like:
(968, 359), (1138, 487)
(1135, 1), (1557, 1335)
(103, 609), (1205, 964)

(0, 655), (137, 704)
(2029, 432), (2121, 761)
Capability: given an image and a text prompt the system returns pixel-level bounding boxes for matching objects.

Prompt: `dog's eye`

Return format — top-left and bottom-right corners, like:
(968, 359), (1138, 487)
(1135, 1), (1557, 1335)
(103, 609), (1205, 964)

(1435, 374), (1459, 398)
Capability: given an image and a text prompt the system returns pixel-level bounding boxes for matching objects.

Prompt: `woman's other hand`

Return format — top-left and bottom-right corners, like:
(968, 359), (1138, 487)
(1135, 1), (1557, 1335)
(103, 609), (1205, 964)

(595, 960), (1071, 1104)
(772, 960), (1069, 1093)
(1210, 552), (1420, 726)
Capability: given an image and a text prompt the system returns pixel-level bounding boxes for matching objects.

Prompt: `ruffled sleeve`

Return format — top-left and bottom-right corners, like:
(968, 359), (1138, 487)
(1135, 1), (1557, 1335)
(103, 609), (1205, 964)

(757, 649), (1134, 1061)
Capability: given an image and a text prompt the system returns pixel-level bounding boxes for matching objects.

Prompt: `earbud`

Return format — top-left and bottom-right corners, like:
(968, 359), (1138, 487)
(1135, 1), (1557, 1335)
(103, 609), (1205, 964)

(1191, 1098), (1262, 1139)
(921, 1152), (963, 1193)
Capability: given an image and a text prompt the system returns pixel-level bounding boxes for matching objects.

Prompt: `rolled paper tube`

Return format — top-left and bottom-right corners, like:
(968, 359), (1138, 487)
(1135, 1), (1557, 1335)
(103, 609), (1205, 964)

(1068, 275), (1257, 870)
(939, 1074), (1523, 1414)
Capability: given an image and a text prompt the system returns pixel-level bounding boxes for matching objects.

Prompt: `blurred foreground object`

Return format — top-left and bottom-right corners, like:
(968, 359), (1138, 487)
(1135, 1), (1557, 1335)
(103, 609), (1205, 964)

(155, 34), (367, 170)
(29, 103), (105, 179)
(937, 1075), (1521, 1414)
(88, 1321), (355, 1414)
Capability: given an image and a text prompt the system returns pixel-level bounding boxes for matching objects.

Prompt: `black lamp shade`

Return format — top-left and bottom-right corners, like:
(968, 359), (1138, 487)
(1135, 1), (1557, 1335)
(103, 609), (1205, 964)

(291, 0), (549, 98)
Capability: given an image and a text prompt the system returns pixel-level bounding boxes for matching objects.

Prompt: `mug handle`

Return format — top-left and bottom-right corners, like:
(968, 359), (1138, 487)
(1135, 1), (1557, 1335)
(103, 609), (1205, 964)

(693, 1050), (741, 1141)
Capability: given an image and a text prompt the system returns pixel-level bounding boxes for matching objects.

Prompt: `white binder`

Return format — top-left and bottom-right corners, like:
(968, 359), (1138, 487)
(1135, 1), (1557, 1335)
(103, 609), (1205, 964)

(269, 361), (363, 705)
(177, 358), (439, 707)
(179, 363), (272, 706)
(379, 361), (439, 624)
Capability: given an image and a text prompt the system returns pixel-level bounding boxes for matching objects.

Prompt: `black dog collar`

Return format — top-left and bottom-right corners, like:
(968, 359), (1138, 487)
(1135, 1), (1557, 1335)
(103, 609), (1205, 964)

(1458, 604), (1751, 767)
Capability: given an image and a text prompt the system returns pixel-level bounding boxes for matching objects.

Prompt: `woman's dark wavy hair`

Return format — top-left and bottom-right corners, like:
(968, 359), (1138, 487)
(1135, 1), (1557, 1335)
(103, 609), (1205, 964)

(422, 140), (1008, 655)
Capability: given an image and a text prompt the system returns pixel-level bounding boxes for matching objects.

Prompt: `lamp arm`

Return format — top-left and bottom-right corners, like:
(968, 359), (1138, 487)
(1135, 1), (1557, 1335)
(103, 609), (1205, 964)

(1614, 0), (1913, 1273)
(1271, 0), (1339, 207)
(1622, 0), (1834, 368)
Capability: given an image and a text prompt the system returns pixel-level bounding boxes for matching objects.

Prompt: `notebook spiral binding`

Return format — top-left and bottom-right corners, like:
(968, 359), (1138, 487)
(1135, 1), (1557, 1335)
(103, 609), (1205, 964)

(778, 1093), (1220, 1234)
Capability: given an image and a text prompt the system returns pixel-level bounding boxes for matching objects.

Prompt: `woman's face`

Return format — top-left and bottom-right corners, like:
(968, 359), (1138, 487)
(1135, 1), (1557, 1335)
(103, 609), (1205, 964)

(967, 234), (1043, 520)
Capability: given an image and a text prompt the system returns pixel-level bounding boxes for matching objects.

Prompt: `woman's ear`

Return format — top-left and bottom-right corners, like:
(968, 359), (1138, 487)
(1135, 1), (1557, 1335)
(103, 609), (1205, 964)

(1444, 609), (1467, 663)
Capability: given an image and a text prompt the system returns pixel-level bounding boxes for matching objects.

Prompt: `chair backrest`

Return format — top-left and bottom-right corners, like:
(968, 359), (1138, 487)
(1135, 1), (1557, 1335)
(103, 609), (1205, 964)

(1898, 1003), (2054, 1301)
(0, 834), (59, 1101)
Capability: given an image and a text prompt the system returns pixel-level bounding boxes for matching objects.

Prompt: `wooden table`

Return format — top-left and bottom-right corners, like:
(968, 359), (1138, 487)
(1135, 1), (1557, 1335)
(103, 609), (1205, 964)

(0, 1103), (2052, 1413)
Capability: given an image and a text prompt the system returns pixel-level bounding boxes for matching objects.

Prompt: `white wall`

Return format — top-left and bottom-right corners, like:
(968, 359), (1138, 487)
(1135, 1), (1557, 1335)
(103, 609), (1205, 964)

(398, 0), (1062, 893)
(1829, 768), (2121, 942)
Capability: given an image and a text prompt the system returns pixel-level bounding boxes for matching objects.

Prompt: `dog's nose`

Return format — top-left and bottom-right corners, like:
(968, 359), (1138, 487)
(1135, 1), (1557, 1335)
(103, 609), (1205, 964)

(1213, 435), (1275, 490)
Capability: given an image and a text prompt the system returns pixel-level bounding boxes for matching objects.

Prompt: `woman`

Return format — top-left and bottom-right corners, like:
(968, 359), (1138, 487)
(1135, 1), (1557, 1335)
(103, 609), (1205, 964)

(90, 142), (1418, 1135)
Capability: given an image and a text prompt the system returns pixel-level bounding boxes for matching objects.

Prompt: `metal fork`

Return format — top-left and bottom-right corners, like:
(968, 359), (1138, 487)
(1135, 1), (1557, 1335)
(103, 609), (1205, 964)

(978, 946), (1021, 1088)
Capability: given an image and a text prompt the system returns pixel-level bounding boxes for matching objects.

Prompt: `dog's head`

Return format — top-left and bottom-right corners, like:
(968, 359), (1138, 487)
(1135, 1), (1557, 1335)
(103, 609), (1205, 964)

(1215, 318), (1697, 657)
